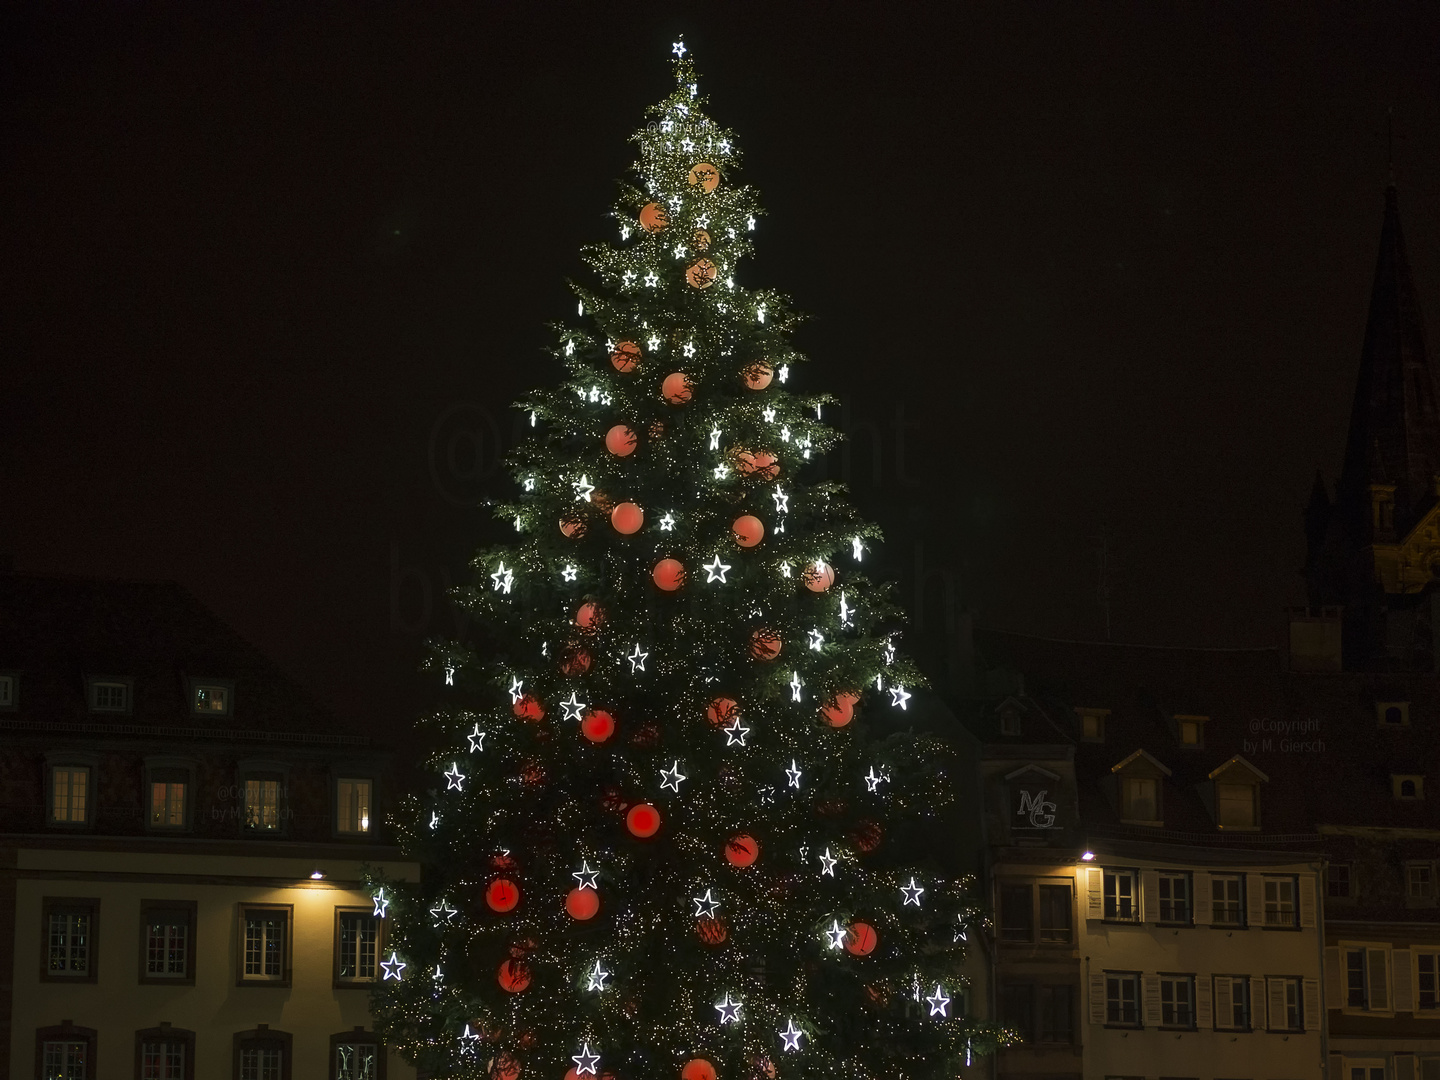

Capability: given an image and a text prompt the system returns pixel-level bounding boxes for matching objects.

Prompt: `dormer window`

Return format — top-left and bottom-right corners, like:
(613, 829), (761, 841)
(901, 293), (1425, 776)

(1076, 708), (1108, 742)
(1109, 750), (1171, 827)
(187, 677), (233, 717)
(0, 673), (15, 709)
(88, 677), (131, 713)
(1122, 778), (1157, 821)
(1393, 775), (1425, 801)
(1377, 701), (1410, 727)
(999, 705), (1021, 736)
(1209, 756), (1268, 831)
(1173, 714), (1208, 748)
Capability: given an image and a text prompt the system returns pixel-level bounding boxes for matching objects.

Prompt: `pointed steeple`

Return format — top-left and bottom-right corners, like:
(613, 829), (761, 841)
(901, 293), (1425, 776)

(1334, 185), (1440, 540)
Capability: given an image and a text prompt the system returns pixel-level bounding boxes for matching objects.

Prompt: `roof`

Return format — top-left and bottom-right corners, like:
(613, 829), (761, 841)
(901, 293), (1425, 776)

(0, 571), (358, 741)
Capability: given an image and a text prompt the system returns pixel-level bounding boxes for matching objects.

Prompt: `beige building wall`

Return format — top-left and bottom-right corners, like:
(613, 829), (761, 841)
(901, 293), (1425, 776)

(10, 845), (420, 1078)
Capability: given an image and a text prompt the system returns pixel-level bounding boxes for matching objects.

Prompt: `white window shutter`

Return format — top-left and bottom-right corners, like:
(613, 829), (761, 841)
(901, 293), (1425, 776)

(1245, 873), (1264, 928)
(1214, 976), (1233, 1028)
(1089, 972), (1107, 1024)
(1196, 973), (1213, 1028)
(1394, 948), (1414, 1012)
(1086, 868), (1103, 919)
(1267, 977), (1286, 1030)
(1325, 947), (1342, 1008)
(1397, 1055), (1417, 1080)
(1193, 871), (1212, 924)
(1367, 947), (1389, 1011)
(1143, 974), (1162, 1025)
(1299, 874), (1316, 928)
(1250, 976), (1266, 1027)
(1303, 977), (1321, 1031)
(1141, 869), (1159, 923)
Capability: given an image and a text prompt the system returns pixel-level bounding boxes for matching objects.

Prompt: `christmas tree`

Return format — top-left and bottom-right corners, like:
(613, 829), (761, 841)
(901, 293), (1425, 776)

(369, 40), (1006, 1080)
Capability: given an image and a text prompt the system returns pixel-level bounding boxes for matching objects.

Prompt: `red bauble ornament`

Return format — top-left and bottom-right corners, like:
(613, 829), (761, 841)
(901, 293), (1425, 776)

(725, 833), (760, 867)
(626, 803), (661, 838)
(486, 878), (520, 912)
(653, 558), (685, 591)
(731, 515), (764, 547)
(845, 921), (878, 956)
(561, 648), (592, 677)
(491, 1053), (522, 1080)
(510, 937), (537, 957)
(688, 162), (720, 191)
(820, 695), (853, 728)
(581, 708), (616, 743)
(565, 887), (600, 921)
(734, 450), (779, 480)
(696, 917), (728, 945)
(513, 695), (546, 722)
(851, 819), (883, 853)
(560, 515), (587, 539)
(742, 362), (773, 390)
(836, 690), (861, 711)
(639, 201), (669, 233)
(662, 372), (693, 404)
(706, 696), (739, 726)
(802, 560), (835, 592)
(605, 425), (638, 456)
(498, 958), (532, 992)
(611, 502), (644, 535)
(748, 628), (782, 662)
(611, 341), (642, 372)
(682, 1061), (717, 1080)
(686, 259), (717, 289)
(576, 602), (605, 630)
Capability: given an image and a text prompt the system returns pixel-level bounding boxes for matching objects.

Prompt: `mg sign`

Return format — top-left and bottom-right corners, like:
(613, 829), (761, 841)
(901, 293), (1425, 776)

(1016, 788), (1057, 829)
(1005, 764), (1065, 832)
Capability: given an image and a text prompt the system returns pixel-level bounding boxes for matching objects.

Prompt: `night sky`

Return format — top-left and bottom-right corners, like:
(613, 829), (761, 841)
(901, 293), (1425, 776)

(5, 3), (1439, 734)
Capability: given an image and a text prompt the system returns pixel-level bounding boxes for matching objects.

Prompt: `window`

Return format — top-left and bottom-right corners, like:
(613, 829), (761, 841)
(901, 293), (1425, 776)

(1174, 714), (1207, 747)
(335, 909), (380, 986)
(190, 681), (231, 716)
(336, 778), (372, 835)
(136, 1025), (195, 1080)
(1395, 775), (1426, 800)
(1121, 777), (1158, 822)
(0, 672), (15, 708)
(1158, 872), (1191, 924)
(90, 679), (129, 712)
(1038, 984), (1074, 1043)
(1377, 701), (1410, 727)
(1211, 874), (1245, 927)
(1408, 863), (1436, 902)
(1350, 1067), (1386, 1080)
(140, 901), (196, 984)
(243, 778), (282, 832)
(999, 705), (1021, 736)
(1328, 863), (1353, 899)
(1267, 977), (1302, 1031)
(997, 881), (1071, 944)
(43, 897), (98, 981)
(36, 1024), (96, 1080)
(1216, 782), (1257, 828)
(1038, 883), (1072, 942)
(331, 1029), (386, 1080)
(49, 766), (90, 825)
(1264, 876), (1297, 927)
(233, 1028), (291, 1080)
(1161, 975), (1195, 1028)
(1347, 949), (1368, 1008)
(1104, 870), (1139, 921)
(148, 768), (188, 829)
(1213, 975), (1251, 1030)
(1000, 982), (1034, 1041)
(1344, 948), (1390, 1011)
(1105, 972), (1141, 1026)
(238, 905), (291, 986)
(999, 884), (1033, 942)
(1077, 707), (1108, 742)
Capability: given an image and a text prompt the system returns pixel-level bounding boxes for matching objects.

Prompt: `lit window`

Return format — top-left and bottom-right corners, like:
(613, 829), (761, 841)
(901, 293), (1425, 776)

(240, 907), (289, 983)
(50, 766), (89, 825)
(1105, 972), (1141, 1026)
(191, 682), (229, 715)
(91, 681), (127, 711)
(1159, 872), (1191, 923)
(42, 1039), (88, 1080)
(1216, 782), (1256, 828)
(1180, 721), (1198, 744)
(1077, 708), (1108, 741)
(337, 910), (380, 983)
(337, 778), (372, 835)
(1264, 876), (1297, 926)
(244, 778), (281, 831)
(149, 777), (187, 828)
(1161, 975), (1194, 1027)
(46, 902), (94, 977)
(1121, 778), (1158, 821)
(334, 1039), (380, 1080)
(143, 906), (193, 980)
(1103, 870), (1139, 922)
(1211, 874), (1245, 927)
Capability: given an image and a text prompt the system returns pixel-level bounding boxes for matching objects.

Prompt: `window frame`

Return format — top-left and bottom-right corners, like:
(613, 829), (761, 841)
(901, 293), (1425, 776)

(236, 904), (293, 988)
(35, 1023), (97, 1080)
(139, 899), (197, 986)
(1328, 862), (1354, 901)
(329, 1028), (388, 1080)
(232, 1027), (292, 1080)
(237, 760), (290, 837)
(1103, 868), (1141, 923)
(1376, 700), (1410, 728)
(46, 758), (97, 829)
(1406, 862), (1437, 906)
(1076, 707), (1108, 742)
(143, 757), (195, 833)
(1416, 949), (1439, 1012)
(333, 906), (384, 989)
(1265, 976), (1303, 1032)
(1173, 713), (1208, 749)
(1215, 780), (1259, 830)
(41, 896), (100, 983)
(1212, 974), (1252, 1031)
(0, 670), (18, 710)
(86, 675), (133, 714)
(1210, 873), (1247, 928)
(1104, 970), (1143, 1028)
(1157, 871), (1193, 925)
(333, 775), (375, 838)
(1262, 874), (1299, 929)
(186, 676), (235, 718)
(1159, 973), (1196, 1029)
(1394, 775), (1427, 801)
(135, 1024), (196, 1080)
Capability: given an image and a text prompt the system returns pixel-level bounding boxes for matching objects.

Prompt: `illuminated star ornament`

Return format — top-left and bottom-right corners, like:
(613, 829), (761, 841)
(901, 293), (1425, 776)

(430, 898), (458, 925)
(703, 555), (732, 583)
(490, 562), (514, 594)
(628, 644), (649, 673)
(444, 665), (454, 686)
(586, 960), (611, 992)
(562, 564), (578, 582)
(683, 341), (696, 358)
(466, 725), (486, 753)
(429, 812), (439, 830)
(790, 671), (803, 702)
(807, 629), (824, 651)
(644, 271), (659, 288)
(926, 985), (951, 1017)
(508, 676), (525, 704)
(901, 877), (926, 906)
(864, 767), (887, 793)
(771, 487), (789, 512)
(573, 860), (601, 890)
(852, 536), (864, 561)
(693, 889), (721, 918)
(723, 717), (750, 747)
(762, 407), (776, 422)
(458, 1026), (481, 1056)
(381, 951), (406, 980)
(372, 889), (390, 918)
(713, 464), (730, 480)
(890, 685), (912, 710)
(818, 848), (837, 876)
(709, 427), (721, 450)
(715, 993), (743, 1025)
(824, 919), (847, 950)
(779, 1020), (805, 1052)
(660, 760), (688, 793)
(574, 475), (595, 502)
(786, 759), (803, 788)
(672, 38), (686, 57)
(572, 1043), (601, 1077)
(659, 512), (676, 531)
(560, 693), (586, 722)
(444, 763), (466, 792)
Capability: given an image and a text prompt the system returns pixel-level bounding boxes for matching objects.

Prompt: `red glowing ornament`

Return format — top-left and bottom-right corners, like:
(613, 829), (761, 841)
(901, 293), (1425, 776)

(731, 515), (764, 547)
(565, 887), (600, 921)
(706, 696), (739, 726)
(639, 201), (669, 233)
(845, 921), (878, 956)
(734, 449), (779, 480)
(652, 558), (685, 592)
(688, 162), (720, 192)
(575, 602), (605, 630)
(561, 648), (592, 677)
(605, 425), (638, 456)
(611, 341), (642, 372)
(696, 917), (728, 945)
(513, 694), (545, 722)
(662, 372), (694, 404)
(820, 694), (854, 728)
(611, 502), (644, 535)
(486, 878), (520, 912)
(686, 259), (717, 289)
(498, 958), (532, 992)
(581, 708), (616, 743)
(802, 561), (835, 592)
(725, 834), (760, 867)
(491, 1053), (522, 1080)
(851, 819), (883, 853)
(626, 803), (661, 838)
(560, 515), (587, 540)
(748, 628), (782, 662)
(742, 362), (773, 390)
(682, 1061), (717, 1080)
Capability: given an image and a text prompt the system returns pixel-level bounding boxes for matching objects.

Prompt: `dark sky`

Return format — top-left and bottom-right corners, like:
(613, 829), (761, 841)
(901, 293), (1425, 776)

(4, 2), (1439, 733)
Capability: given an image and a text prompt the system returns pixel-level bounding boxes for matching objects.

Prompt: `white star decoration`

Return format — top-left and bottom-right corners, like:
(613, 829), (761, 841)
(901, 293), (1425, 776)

(790, 671), (803, 702)
(628, 644), (648, 673)
(444, 665), (454, 686)
(771, 487), (789, 512)
(713, 464), (729, 480)
(703, 555), (732, 583)
(890, 685), (911, 710)
(560, 693), (586, 722)
(781, 425), (791, 442)
(715, 993), (743, 1025)
(839, 590), (852, 625)
(780, 562), (792, 579)
(372, 889), (389, 918)
(672, 39), (686, 57)
(693, 889), (720, 918)
(574, 476), (595, 502)
(660, 760), (687, 793)
(884, 641), (896, 664)
(508, 676), (524, 704)
(779, 1020), (804, 1052)
(429, 811), (439, 830)
(381, 951), (406, 980)
(647, 334), (661, 351)
(852, 536), (864, 561)
(684, 342), (696, 358)
(622, 271), (635, 287)
(864, 767), (887, 793)
(927, 985), (951, 1017)
(562, 564), (578, 582)
(825, 919), (847, 950)
(807, 629), (824, 651)
(777, 362), (788, 380)
(444, 763), (466, 791)
(901, 877), (926, 906)
(763, 407), (776, 422)
(674, 243), (686, 259)
(458, 1025), (480, 1055)
(723, 717), (750, 747)
(587, 960), (611, 991)
(644, 271), (658, 288)
(490, 562), (514, 594)
(709, 427), (721, 450)
(572, 1043), (601, 1076)
(430, 898), (458, 925)
(466, 725), (486, 753)
(659, 512), (675, 531)
(786, 759), (803, 788)
(819, 847), (837, 876)
(573, 860), (600, 890)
